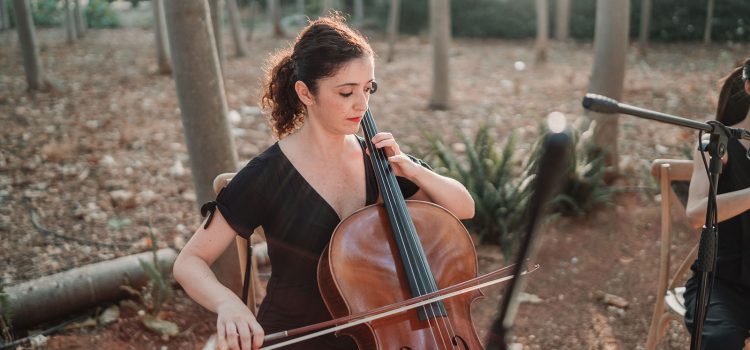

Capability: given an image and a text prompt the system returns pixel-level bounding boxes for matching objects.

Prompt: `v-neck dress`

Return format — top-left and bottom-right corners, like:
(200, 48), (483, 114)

(202, 137), (431, 349)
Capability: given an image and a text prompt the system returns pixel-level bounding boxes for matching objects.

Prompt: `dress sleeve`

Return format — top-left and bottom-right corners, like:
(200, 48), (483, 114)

(397, 154), (433, 199)
(200, 157), (267, 239)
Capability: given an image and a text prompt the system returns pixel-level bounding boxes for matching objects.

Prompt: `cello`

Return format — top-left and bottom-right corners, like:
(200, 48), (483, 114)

(316, 108), (485, 349)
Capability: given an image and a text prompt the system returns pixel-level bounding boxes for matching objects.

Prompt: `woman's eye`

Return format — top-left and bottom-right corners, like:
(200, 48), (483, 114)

(340, 92), (353, 97)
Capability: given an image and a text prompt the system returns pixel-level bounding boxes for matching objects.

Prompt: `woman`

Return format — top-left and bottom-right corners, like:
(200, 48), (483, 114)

(684, 58), (750, 349)
(173, 15), (475, 350)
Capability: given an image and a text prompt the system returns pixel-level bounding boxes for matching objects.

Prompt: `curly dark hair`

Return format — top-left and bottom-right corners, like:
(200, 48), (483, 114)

(716, 58), (750, 126)
(261, 14), (373, 138)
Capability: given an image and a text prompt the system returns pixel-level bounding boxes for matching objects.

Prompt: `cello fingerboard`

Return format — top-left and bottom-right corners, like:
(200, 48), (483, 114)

(360, 108), (447, 320)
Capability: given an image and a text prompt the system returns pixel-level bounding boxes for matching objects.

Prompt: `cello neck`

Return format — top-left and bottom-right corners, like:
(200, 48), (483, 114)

(360, 109), (447, 319)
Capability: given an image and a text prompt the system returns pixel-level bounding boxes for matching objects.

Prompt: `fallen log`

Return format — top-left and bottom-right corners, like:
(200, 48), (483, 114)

(2, 248), (177, 330)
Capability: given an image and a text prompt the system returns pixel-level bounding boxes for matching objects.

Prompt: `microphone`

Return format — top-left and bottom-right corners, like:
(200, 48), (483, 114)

(581, 93), (620, 114)
(486, 130), (572, 350)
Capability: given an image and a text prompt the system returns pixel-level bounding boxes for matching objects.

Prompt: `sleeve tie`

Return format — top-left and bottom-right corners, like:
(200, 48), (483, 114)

(200, 201), (218, 229)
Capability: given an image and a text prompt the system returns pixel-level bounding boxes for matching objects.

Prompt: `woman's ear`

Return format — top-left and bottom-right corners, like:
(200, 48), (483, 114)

(295, 81), (315, 106)
(745, 79), (750, 95)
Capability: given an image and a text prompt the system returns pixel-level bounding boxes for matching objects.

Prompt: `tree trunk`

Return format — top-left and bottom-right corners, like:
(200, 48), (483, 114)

(385, 0), (399, 62)
(226, 0), (248, 57)
(11, 0), (46, 90)
(152, 0), (172, 74)
(353, 0), (364, 25)
(703, 0), (714, 45)
(0, 0), (8, 30)
(588, 0), (630, 174)
(73, 0), (85, 38)
(535, 0), (549, 63)
(296, 0), (304, 14)
(64, 0), (76, 43)
(208, 0), (225, 72)
(555, 0), (569, 40)
(164, 0), (242, 297)
(1, 249), (177, 330)
(428, 0), (450, 110)
(266, 0), (283, 37)
(246, 0), (257, 40)
(638, 0), (651, 52)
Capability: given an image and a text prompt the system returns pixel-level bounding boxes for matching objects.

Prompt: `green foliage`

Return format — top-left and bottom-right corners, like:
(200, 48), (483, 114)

(5, 0), (62, 28)
(425, 120), (614, 253)
(86, 0), (119, 28)
(632, 0), (750, 42)
(31, 0), (62, 27)
(366, 0), (750, 42)
(451, 0), (536, 39)
(122, 229), (172, 316)
(426, 125), (533, 255)
(534, 120), (615, 217)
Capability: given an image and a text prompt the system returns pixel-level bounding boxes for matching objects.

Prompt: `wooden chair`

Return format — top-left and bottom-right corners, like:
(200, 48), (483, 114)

(213, 172), (266, 315)
(645, 159), (698, 349)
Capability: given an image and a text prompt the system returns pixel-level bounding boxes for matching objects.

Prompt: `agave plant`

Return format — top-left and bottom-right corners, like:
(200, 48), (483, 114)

(529, 119), (614, 217)
(425, 124), (534, 256)
(424, 120), (614, 256)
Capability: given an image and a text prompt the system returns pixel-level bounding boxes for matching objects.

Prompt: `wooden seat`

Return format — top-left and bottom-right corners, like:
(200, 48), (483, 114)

(213, 172), (266, 315)
(645, 159), (697, 350)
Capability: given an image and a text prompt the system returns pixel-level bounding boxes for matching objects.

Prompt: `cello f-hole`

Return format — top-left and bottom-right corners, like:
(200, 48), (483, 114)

(453, 335), (470, 349)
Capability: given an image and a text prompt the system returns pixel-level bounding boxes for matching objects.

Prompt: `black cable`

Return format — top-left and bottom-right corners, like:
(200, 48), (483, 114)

(24, 199), (134, 249)
(0, 308), (97, 350)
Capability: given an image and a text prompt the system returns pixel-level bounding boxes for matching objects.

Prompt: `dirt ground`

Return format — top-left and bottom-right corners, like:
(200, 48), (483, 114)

(2, 16), (749, 350)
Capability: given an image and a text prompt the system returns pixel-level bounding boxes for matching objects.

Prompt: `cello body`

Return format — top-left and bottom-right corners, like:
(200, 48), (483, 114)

(318, 200), (484, 349)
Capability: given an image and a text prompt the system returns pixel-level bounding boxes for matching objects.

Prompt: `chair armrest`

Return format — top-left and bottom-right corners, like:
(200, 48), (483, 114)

(650, 159), (693, 182)
(213, 173), (237, 196)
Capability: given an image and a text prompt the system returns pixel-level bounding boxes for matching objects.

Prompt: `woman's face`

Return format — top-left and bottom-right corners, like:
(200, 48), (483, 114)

(303, 56), (375, 135)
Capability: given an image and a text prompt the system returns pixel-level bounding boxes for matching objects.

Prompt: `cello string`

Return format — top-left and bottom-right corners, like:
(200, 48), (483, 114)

(375, 117), (461, 345)
(385, 141), (462, 345)
(361, 112), (446, 347)
(362, 114), (444, 348)
(363, 116), (448, 349)
(363, 111), (455, 348)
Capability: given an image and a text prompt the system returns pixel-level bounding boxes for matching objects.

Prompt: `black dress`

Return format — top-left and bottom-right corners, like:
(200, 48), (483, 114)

(203, 137), (430, 349)
(684, 138), (750, 349)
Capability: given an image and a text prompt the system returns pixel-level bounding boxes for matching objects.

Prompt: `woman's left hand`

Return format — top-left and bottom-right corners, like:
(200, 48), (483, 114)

(371, 132), (424, 181)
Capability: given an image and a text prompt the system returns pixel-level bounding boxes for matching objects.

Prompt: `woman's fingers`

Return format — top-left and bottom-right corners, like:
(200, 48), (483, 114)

(216, 322), (229, 350)
(371, 132), (393, 144)
(237, 322), (253, 350)
(226, 322), (241, 350)
(249, 320), (265, 349)
(372, 136), (400, 156)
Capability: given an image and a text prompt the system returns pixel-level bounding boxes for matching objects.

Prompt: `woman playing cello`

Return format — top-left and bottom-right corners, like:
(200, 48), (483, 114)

(173, 14), (475, 350)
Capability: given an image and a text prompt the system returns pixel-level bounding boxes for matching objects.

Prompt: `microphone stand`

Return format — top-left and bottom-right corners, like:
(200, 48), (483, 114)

(582, 93), (750, 350)
(485, 131), (572, 350)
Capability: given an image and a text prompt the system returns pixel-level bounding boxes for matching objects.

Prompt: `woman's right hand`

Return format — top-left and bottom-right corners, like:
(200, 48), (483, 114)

(215, 299), (264, 350)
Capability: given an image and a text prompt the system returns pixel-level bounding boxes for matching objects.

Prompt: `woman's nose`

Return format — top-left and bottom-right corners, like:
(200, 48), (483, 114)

(354, 91), (368, 112)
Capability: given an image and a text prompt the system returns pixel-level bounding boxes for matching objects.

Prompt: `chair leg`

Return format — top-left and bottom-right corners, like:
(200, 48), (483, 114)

(646, 300), (666, 350)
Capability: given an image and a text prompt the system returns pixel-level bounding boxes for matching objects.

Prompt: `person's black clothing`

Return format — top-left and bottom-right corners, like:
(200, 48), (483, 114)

(203, 137), (429, 349)
(685, 138), (750, 349)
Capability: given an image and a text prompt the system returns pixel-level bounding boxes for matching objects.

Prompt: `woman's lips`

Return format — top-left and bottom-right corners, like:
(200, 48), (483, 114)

(347, 117), (362, 123)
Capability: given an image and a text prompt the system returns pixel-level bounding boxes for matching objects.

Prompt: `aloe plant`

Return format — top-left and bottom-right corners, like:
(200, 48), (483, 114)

(546, 120), (614, 216)
(424, 120), (614, 256)
(426, 124), (533, 255)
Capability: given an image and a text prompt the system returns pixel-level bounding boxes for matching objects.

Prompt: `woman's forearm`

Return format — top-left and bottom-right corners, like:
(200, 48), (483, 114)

(173, 254), (246, 313)
(408, 167), (475, 219)
(686, 187), (750, 228)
